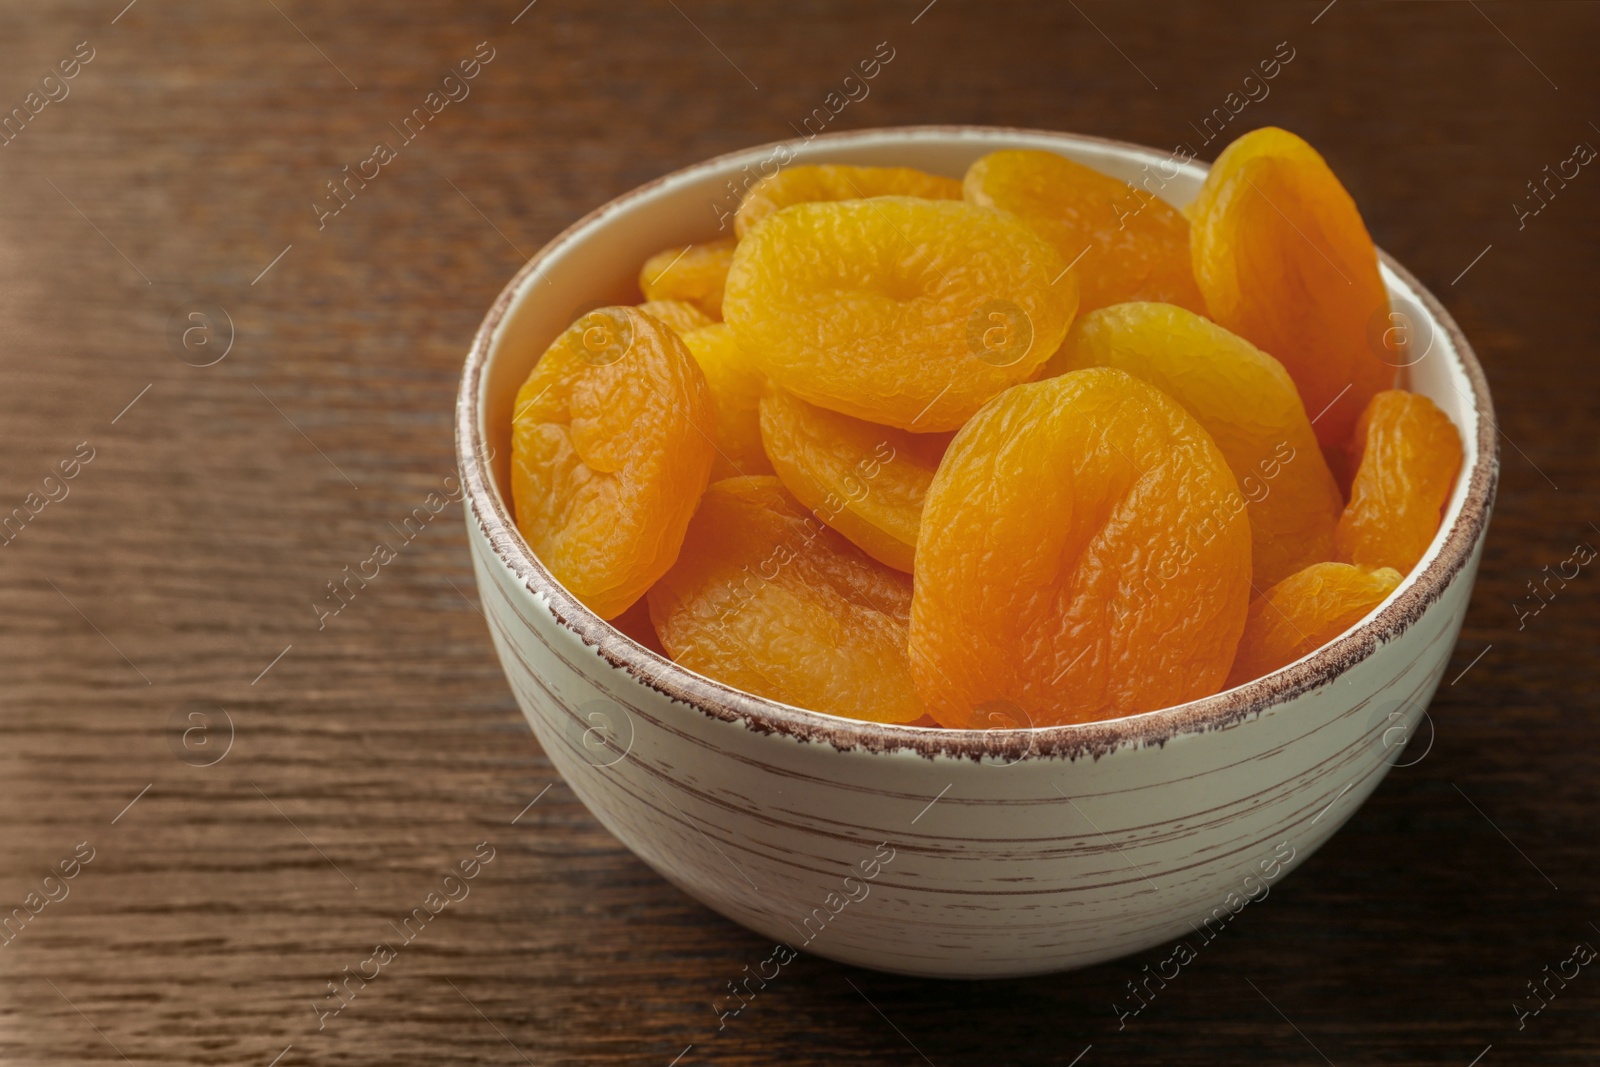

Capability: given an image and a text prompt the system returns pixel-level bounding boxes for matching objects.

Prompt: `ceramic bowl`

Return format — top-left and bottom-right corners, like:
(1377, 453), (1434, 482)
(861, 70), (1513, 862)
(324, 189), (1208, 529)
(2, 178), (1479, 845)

(456, 126), (1497, 979)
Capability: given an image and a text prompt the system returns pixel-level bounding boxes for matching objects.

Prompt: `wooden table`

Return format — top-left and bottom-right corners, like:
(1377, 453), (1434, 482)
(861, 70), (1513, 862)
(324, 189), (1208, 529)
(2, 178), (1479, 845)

(2, 2), (1595, 1063)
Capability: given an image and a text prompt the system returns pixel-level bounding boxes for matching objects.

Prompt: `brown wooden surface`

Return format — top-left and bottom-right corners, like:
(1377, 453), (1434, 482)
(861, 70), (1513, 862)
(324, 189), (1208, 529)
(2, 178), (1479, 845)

(1, 1), (1596, 1063)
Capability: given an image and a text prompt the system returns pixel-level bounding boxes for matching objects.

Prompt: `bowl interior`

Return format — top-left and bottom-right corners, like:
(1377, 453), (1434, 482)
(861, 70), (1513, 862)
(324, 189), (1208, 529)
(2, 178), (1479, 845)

(465, 125), (1490, 737)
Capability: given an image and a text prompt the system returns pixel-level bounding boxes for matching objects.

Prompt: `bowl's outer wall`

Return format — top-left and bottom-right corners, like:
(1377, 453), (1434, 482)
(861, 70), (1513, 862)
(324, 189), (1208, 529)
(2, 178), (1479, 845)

(461, 128), (1493, 978)
(469, 528), (1479, 977)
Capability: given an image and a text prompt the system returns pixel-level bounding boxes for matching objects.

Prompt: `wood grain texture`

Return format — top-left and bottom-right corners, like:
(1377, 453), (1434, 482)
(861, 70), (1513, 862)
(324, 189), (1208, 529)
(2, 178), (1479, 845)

(0, 1), (1595, 1063)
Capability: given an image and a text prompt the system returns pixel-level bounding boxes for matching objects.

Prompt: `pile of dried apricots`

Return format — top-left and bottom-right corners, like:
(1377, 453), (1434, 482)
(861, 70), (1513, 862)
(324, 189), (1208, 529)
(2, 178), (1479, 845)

(511, 127), (1464, 729)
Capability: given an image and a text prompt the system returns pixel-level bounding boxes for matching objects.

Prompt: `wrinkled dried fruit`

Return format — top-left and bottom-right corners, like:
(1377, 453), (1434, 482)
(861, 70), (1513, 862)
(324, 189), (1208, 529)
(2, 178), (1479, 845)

(964, 149), (1205, 315)
(639, 238), (737, 319)
(511, 306), (716, 619)
(516, 131), (1449, 731)
(647, 476), (924, 723)
(680, 323), (774, 482)
(758, 387), (941, 572)
(1225, 562), (1402, 687)
(1189, 127), (1394, 449)
(637, 299), (715, 335)
(724, 197), (1075, 431)
(735, 164), (964, 239)
(1047, 302), (1343, 587)
(910, 367), (1251, 727)
(1336, 390), (1463, 573)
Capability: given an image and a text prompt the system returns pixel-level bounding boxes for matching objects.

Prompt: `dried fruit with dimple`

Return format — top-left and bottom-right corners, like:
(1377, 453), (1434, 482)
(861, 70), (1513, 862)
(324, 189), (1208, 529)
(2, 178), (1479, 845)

(1336, 390), (1463, 574)
(735, 164), (963, 238)
(637, 299), (714, 335)
(759, 387), (943, 573)
(639, 238), (737, 320)
(647, 476), (924, 722)
(910, 367), (1251, 727)
(963, 149), (1205, 315)
(1225, 562), (1403, 687)
(724, 197), (1075, 431)
(1189, 127), (1395, 449)
(680, 323), (773, 481)
(511, 306), (715, 619)
(1047, 302), (1343, 587)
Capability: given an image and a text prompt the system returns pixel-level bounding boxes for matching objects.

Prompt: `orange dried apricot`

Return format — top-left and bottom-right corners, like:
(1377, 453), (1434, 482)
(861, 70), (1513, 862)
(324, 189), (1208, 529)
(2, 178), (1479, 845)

(638, 238), (736, 319)
(963, 149), (1205, 315)
(1225, 562), (1402, 687)
(1189, 127), (1394, 450)
(679, 323), (773, 482)
(515, 133), (1444, 730)
(758, 387), (940, 573)
(910, 367), (1251, 727)
(723, 197), (1074, 431)
(637, 299), (714, 335)
(511, 306), (716, 619)
(646, 476), (923, 722)
(1046, 302), (1343, 587)
(735, 164), (963, 238)
(1336, 390), (1463, 573)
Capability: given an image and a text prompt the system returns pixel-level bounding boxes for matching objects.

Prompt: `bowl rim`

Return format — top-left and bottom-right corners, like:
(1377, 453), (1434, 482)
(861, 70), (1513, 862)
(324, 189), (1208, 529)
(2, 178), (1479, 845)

(455, 123), (1499, 762)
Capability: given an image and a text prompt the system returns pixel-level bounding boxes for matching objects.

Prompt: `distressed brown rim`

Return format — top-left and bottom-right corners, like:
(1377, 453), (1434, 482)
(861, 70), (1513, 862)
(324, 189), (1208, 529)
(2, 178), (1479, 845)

(455, 124), (1499, 763)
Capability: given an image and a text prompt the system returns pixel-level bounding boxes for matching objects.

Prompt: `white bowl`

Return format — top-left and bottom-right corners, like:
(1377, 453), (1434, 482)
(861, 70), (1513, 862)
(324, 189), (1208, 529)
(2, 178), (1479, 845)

(456, 126), (1497, 978)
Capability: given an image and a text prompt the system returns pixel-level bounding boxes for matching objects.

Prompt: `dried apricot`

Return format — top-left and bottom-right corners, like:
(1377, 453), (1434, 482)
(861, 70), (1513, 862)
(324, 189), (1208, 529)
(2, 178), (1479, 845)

(1047, 302), (1343, 587)
(646, 476), (924, 723)
(1225, 562), (1402, 687)
(910, 367), (1251, 727)
(758, 387), (939, 572)
(1336, 390), (1462, 573)
(735, 164), (963, 238)
(963, 149), (1205, 315)
(637, 299), (714, 335)
(679, 323), (773, 481)
(511, 306), (716, 619)
(723, 197), (1074, 431)
(1189, 127), (1394, 449)
(638, 238), (736, 320)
